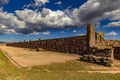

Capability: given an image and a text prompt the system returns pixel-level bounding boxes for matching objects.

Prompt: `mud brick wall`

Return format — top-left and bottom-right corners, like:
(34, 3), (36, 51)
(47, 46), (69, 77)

(7, 36), (86, 55)
(113, 46), (120, 60)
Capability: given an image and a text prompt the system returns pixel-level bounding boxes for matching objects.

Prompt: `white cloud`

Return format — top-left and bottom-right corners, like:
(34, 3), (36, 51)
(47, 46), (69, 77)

(55, 1), (62, 5)
(0, 24), (16, 34)
(71, 0), (120, 26)
(15, 8), (73, 34)
(105, 31), (117, 36)
(30, 31), (39, 35)
(0, 11), (26, 34)
(34, 0), (49, 6)
(0, 0), (120, 35)
(42, 31), (50, 35)
(104, 21), (120, 27)
(14, 0), (120, 34)
(0, 11), (26, 28)
(24, 0), (49, 8)
(105, 9), (120, 20)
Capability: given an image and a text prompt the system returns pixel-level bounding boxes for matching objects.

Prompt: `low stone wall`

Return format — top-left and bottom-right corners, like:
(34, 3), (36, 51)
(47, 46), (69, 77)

(105, 40), (120, 47)
(80, 47), (114, 66)
(113, 46), (120, 60)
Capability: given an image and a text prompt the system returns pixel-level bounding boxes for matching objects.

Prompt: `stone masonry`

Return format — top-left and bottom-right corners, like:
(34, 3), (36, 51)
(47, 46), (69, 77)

(86, 24), (96, 48)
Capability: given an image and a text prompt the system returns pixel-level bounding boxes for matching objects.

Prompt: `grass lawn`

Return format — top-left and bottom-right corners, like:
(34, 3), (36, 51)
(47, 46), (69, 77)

(0, 51), (120, 80)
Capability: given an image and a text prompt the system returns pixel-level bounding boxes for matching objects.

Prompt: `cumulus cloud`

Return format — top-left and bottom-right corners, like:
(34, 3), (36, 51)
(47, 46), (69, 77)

(0, 11), (26, 35)
(30, 31), (39, 35)
(105, 9), (120, 20)
(42, 31), (50, 35)
(71, 0), (120, 26)
(0, 0), (120, 35)
(0, 0), (9, 4)
(0, 7), (73, 34)
(34, 0), (49, 6)
(105, 31), (117, 36)
(0, 24), (15, 34)
(104, 21), (120, 27)
(15, 8), (73, 34)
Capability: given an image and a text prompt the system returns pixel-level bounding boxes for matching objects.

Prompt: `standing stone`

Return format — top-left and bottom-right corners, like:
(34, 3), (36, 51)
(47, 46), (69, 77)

(86, 24), (96, 48)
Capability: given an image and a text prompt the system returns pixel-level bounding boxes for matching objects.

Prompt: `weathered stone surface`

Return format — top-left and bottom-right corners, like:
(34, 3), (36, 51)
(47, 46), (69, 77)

(81, 47), (114, 67)
(86, 24), (96, 48)
(95, 32), (105, 46)
(113, 46), (120, 60)
(7, 36), (87, 55)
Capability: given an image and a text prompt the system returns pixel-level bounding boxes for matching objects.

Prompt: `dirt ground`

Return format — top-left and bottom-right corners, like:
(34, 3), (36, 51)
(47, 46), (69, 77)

(0, 46), (79, 68)
(1, 46), (120, 74)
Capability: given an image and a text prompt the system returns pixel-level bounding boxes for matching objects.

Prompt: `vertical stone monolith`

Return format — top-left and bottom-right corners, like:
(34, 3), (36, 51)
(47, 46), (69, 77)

(86, 24), (96, 48)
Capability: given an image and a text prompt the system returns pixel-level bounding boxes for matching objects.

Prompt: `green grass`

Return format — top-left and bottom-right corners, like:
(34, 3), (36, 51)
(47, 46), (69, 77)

(0, 51), (120, 80)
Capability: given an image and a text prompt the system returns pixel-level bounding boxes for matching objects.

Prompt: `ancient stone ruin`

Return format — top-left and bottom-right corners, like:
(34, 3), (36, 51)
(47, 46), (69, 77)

(6, 24), (120, 66)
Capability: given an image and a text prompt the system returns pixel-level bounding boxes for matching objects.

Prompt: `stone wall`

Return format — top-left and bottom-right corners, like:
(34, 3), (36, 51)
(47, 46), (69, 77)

(113, 46), (120, 60)
(104, 40), (120, 60)
(105, 40), (120, 47)
(95, 32), (105, 46)
(81, 47), (114, 66)
(7, 36), (87, 55)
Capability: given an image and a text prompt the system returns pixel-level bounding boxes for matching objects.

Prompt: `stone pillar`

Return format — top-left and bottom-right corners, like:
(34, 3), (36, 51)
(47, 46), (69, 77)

(86, 24), (96, 48)
(110, 48), (114, 66)
(104, 48), (114, 67)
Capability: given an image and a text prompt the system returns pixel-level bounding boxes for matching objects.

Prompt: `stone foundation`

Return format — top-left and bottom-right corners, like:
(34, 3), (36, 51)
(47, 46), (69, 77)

(80, 47), (114, 66)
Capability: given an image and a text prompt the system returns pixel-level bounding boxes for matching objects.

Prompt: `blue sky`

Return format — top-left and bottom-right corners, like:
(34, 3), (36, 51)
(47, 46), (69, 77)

(0, 0), (120, 42)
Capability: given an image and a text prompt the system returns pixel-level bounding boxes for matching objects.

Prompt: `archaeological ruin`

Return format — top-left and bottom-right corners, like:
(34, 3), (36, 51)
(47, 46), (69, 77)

(6, 24), (120, 67)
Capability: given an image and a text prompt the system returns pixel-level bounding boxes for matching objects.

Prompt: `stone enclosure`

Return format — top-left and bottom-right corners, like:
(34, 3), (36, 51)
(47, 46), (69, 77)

(6, 24), (120, 66)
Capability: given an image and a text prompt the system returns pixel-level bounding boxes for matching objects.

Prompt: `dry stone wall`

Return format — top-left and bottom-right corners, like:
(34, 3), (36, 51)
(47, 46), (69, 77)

(7, 36), (87, 55)
(81, 47), (114, 66)
(105, 40), (120, 47)
(113, 46), (120, 60)
(104, 40), (120, 60)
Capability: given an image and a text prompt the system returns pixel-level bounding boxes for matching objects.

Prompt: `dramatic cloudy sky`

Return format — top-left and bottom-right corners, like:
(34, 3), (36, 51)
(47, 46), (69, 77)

(0, 0), (120, 42)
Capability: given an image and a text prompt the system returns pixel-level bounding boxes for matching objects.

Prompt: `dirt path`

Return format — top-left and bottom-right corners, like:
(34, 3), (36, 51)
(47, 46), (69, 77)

(0, 46), (79, 68)
(78, 71), (120, 74)
(86, 66), (120, 74)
